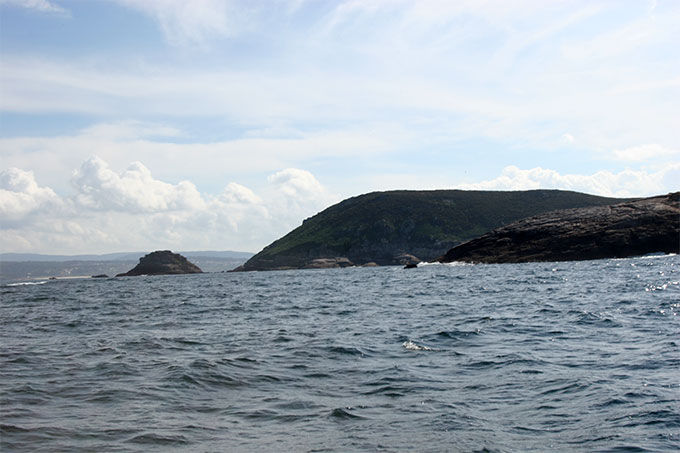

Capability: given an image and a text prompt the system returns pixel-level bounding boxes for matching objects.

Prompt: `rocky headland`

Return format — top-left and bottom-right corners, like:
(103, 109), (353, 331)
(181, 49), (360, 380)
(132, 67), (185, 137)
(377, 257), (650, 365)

(234, 189), (628, 271)
(438, 193), (680, 264)
(116, 251), (203, 276)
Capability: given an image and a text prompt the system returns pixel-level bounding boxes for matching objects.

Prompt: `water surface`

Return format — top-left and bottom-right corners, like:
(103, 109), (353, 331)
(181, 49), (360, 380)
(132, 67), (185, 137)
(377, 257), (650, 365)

(2, 256), (679, 451)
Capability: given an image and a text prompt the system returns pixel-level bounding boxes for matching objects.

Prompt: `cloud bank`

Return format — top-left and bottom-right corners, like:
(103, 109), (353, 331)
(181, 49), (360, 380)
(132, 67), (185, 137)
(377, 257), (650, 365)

(1, 157), (335, 254)
(456, 164), (680, 198)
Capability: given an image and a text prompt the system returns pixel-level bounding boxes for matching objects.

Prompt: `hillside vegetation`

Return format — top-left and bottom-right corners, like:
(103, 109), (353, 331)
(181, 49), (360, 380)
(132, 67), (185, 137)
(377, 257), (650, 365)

(236, 189), (630, 271)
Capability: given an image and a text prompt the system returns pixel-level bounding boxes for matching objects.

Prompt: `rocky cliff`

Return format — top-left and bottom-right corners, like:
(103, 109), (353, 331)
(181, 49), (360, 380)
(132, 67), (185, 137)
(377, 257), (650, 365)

(438, 193), (680, 264)
(117, 251), (203, 276)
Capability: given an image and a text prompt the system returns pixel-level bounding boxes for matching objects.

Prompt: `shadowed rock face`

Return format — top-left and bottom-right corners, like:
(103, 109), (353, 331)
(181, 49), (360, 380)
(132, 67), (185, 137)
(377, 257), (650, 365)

(438, 193), (680, 264)
(117, 251), (202, 276)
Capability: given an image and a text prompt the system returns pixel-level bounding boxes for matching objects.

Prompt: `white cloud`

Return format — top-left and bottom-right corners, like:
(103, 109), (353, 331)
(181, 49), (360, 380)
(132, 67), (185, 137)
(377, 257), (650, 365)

(0, 168), (62, 223)
(265, 168), (338, 231)
(269, 167), (336, 209)
(72, 157), (206, 212)
(0, 157), (334, 254)
(268, 168), (326, 201)
(210, 182), (269, 233)
(612, 144), (679, 162)
(456, 165), (680, 198)
(220, 182), (262, 205)
(0, 0), (68, 14)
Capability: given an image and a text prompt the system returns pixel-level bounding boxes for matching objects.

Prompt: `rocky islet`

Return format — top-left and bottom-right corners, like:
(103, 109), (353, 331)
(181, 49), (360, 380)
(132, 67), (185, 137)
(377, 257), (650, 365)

(116, 251), (203, 277)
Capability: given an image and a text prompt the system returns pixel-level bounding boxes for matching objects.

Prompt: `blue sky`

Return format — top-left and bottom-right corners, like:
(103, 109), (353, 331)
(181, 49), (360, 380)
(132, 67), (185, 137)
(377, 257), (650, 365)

(1, 0), (679, 254)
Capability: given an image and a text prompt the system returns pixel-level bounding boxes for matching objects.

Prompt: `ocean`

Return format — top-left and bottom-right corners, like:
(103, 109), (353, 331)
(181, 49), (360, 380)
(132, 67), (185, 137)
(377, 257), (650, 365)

(1, 256), (678, 452)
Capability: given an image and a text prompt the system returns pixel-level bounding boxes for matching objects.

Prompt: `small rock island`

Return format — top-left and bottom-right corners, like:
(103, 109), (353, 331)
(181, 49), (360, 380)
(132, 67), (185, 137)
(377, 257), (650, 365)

(438, 192), (680, 264)
(116, 250), (202, 277)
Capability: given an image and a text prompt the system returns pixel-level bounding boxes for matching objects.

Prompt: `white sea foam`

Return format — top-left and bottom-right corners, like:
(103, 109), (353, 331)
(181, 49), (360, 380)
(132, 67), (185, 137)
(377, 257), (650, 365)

(417, 261), (473, 267)
(613, 253), (677, 262)
(639, 253), (677, 259)
(402, 340), (433, 351)
(5, 281), (48, 287)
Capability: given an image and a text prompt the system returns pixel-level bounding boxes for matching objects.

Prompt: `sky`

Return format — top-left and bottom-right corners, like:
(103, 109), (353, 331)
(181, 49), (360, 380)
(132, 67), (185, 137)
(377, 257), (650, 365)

(1, 0), (679, 255)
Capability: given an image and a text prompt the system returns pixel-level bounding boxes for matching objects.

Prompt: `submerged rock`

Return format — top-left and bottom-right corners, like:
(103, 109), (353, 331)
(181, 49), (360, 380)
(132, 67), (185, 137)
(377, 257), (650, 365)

(116, 251), (202, 277)
(438, 193), (680, 264)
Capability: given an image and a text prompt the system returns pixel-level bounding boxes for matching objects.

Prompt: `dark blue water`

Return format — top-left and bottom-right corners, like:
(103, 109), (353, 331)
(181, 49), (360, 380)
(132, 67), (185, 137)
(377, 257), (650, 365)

(1, 256), (679, 452)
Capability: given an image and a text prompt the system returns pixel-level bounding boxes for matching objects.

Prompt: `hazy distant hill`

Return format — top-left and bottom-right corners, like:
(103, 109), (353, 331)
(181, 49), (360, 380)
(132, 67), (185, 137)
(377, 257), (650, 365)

(237, 189), (630, 271)
(0, 250), (253, 262)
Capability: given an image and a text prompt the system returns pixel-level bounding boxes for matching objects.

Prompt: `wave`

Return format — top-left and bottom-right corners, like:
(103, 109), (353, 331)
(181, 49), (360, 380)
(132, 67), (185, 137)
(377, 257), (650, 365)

(328, 407), (364, 420)
(5, 280), (48, 287)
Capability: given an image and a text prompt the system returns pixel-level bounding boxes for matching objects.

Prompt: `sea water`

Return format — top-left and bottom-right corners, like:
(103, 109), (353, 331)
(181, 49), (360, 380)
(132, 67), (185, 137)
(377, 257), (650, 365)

(1, 256), (679, 452)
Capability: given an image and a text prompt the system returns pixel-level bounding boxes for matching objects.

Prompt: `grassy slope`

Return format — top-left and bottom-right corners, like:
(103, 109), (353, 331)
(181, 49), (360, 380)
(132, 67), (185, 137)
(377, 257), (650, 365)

(242, 189), (630, 270)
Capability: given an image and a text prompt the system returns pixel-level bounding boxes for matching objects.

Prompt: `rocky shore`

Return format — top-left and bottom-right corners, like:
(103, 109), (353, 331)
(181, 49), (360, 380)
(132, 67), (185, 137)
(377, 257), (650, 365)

(438, 193), (680, 264)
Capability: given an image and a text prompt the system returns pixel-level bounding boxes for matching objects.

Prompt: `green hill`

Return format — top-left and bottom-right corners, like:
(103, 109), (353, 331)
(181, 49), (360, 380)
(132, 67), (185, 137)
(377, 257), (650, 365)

(236, 189), (630, 271)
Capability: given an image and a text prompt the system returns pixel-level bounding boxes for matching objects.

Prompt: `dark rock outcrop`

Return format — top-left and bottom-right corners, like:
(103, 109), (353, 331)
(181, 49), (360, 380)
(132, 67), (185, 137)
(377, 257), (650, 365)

(304, 257), (354, 269)
(116, 251), (203, 276)
(438, 193), (680, 264)
(91, 274), (109, 278)
(394, 253), (421, 266)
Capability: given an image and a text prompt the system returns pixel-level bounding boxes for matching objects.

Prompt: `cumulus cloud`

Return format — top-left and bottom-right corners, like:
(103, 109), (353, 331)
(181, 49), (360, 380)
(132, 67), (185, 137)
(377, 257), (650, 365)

(72, 157), (205, 212)
(1, 157), (335, 254)
(0, 168), (62, 223)
(209, 182), (269, 233)
(268, 168), (327, 201)
(456, 165), (680, 198)
(266, 168), (337, 227)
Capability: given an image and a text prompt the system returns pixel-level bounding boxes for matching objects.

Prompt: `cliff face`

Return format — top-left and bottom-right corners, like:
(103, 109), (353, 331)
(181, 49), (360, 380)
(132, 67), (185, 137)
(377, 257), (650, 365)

(438, 193), (680, 264)
(117, 251), (203, 276)
(235, 189), (630, 271)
